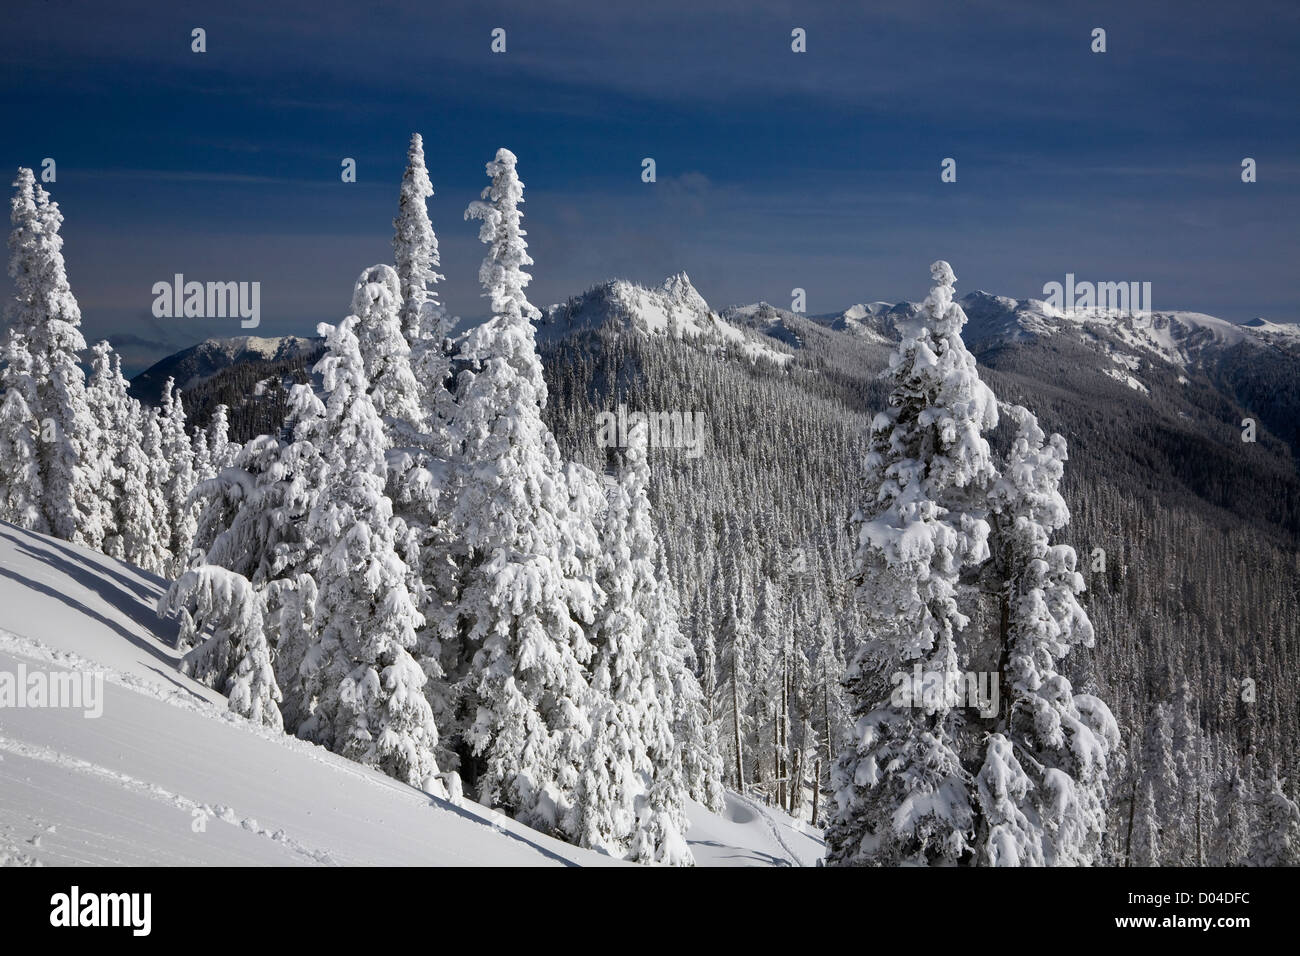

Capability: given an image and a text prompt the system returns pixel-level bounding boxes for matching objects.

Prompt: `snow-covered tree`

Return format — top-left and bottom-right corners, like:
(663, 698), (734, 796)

(206, 404), (241, 473)
(718, 596), (751, 793)
(191, 427), (214, 485)
(159, 378), (198, 577)
(115, 395), (167, 574)
(350, 263), (423, 428)
(826, 261), (998, 866)
(1132, 780), (1162, 866)
(975, 732), (1043, 865)
(394, 133), (456, 461)
(5, 169), (101, 546)
(1168, 678), (1200, 863)
(162, 565), (283, 730)
(1248, 771), (1300, 866)
(292, 316), (440, 789)
(140, 406), (175, 572)
(1140, 701), (1179, 861)
(85, 342), (136, 561)
(681, 617), (727, 813)
(450, 148), (593, 830)
(1213, 766), (1253, 866)
(393, 132), (447, 345)
(576, 421), (692, 863)
(974, 402), (1117, 865)
(0, 331), (42, 530)
(810, 624), (848, 818)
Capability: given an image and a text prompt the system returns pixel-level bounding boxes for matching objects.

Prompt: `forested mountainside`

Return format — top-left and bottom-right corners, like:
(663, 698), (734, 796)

(535, 276), (1300, 863)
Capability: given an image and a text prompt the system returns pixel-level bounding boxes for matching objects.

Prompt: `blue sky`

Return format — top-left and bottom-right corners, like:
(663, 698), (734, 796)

(2, 0), (1297, 374)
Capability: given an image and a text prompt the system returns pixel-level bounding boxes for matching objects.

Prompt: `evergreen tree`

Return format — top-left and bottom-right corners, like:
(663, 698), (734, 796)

(5, 169), (101, 546)
(1248, 771), (1300, 866)
(0, 330), (42, 530)
(975, 402), (1117, 865)
(206, 404), (241, 473)
(393, 133), (455, 461)
(393, 132), (446, 345)
(1132, 780), (1162, 866)
(1140, 701), (1179, 861)
(662, 560), (726, 813)
(159, 378), (198, 577)
(826, 261), (998, 866)
(450, 148), (592, 831)
(116, 393), (166, 574)
(292, 317), (440, 788)
(85, 342), (134, 561)
(162, 565), (283, 730)
(1213, 766), (1253, 866)
(140, 406), (175, 573)
(350, 263), (423, 429)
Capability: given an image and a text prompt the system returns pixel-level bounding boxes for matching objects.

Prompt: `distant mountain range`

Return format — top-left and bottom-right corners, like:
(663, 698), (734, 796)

(134, 272), (1300, 472)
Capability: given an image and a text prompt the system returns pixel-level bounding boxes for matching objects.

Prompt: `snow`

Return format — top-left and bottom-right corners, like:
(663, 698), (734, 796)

(540, 275), (793, 366)
(1103, 366), (1150, 394)
(684, 792), (824, 867)
(0, 512), (815, 865)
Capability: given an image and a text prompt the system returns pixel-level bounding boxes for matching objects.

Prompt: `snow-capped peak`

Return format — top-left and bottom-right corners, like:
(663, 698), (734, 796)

(539, 275), (792, 365)
(659, 271), (709, 315)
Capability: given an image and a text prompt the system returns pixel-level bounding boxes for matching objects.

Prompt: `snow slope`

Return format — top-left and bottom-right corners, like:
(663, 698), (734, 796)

(0, 522), (821, 867)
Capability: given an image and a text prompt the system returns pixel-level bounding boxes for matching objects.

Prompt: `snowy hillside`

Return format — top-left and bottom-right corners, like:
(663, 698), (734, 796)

(0, 522), (821, 867)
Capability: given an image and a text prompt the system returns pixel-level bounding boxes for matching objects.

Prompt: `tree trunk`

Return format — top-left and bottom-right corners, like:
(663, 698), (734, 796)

(732, 672), (745, 793)
(779, 653), (790, 809)
(811, 758), (821, 827)
(1124, 776), (1137, 867)
(824, 677), (833, 768)
(785, 733), (795, 816)
(1196, 791), (1203, 866)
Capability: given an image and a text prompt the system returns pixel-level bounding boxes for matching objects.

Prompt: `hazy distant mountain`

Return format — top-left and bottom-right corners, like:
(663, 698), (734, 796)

(129, 334), (321, 406)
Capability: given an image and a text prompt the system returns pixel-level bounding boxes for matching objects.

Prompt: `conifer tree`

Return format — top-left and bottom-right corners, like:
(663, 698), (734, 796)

(350, 263), (423, 429)
(450, 148), (592, 829)
(827, 261), (998, 866)
(5, 169), (101, 545)
(159, 379), (198, 577)
(293, 317), (440, 788)
(1248, 771), (1300, 866)
(0, 330), (42, 530)
(393, 133), (446, 345)
(86, 341), (143, 561)
(975, 403), (1117, 865)
(163, 565), (283, 730)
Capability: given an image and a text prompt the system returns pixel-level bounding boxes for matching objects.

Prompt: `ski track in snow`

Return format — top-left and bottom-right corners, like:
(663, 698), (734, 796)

(733, 791), (810, 867)
(0, 735), (338, 865)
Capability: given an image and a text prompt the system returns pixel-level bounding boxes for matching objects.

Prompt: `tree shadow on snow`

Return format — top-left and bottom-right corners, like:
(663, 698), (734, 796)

(0, 529), (179, 649)
(0, 562), (180, 672)
(420, 794), (584, 867)
(0, 526), (163, 605)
